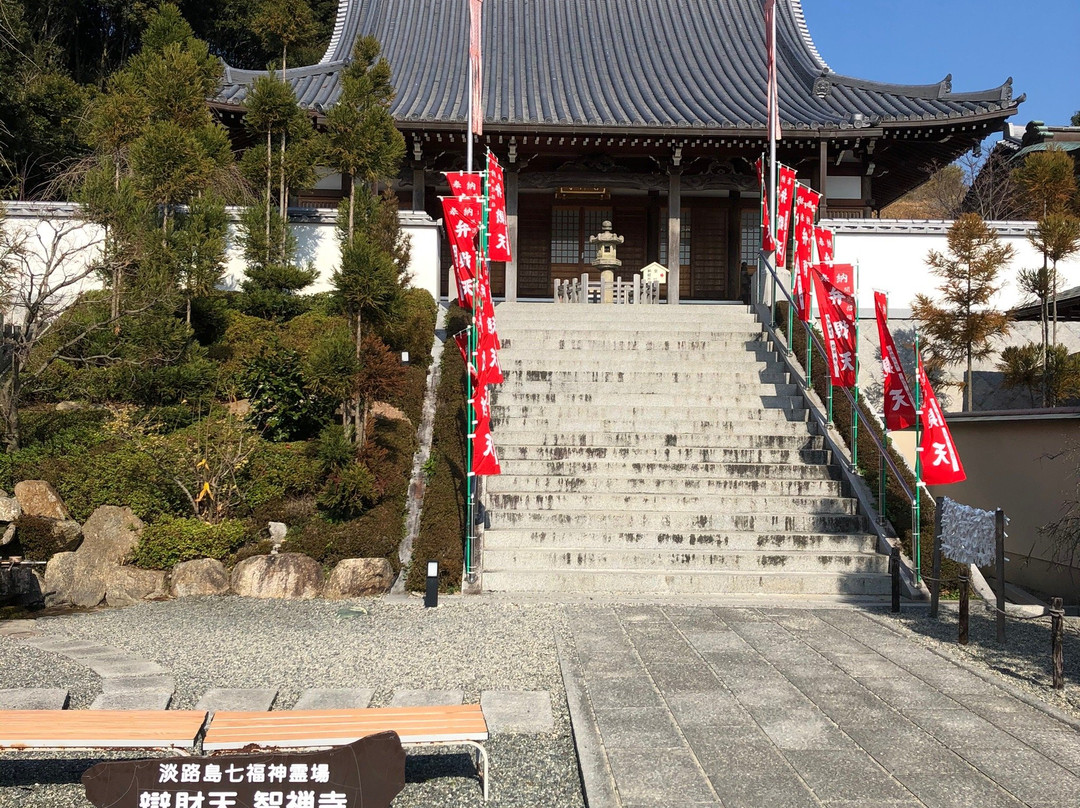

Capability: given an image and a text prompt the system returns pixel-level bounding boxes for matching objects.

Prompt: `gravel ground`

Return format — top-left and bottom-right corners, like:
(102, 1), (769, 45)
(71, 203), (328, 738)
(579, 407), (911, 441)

(0, 595), (585, 808)
(882, 602), (1080, 721)
(2, 595), (1078, 808)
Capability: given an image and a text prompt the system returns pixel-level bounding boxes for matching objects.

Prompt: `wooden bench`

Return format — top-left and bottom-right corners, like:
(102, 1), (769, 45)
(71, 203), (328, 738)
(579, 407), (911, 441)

(202, 704), (491, 800)
(0, 709), (208, 751)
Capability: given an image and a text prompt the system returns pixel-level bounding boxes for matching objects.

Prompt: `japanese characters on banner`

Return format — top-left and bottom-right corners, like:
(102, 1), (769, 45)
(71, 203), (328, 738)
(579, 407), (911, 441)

(792, 184), (821, 322)
(440, 197), (479, 309)
(773, 165), (797, 267)
(811, 268), (857, 388)
(446, 171), (483, 199)
(813, 226), (834, 266)
(817, 263), (855, 319)
(917, 357), (966, 485)
(873, 292), (916, 431)
(486, 153), (512, 262)
(755, 160), (795, 260)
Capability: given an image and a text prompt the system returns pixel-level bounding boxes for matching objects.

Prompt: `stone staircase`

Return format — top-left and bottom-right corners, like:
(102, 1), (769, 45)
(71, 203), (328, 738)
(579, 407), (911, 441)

(481, 302), (891, 596)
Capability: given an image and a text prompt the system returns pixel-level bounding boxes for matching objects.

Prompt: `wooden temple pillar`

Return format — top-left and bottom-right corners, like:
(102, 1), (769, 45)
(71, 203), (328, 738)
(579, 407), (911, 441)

(505, 166), (519, 301)
(817, 139), (828, 218)
(667, 161), (682, 305)
(727, 190), (742, 300)
(411, 164), (426, 211)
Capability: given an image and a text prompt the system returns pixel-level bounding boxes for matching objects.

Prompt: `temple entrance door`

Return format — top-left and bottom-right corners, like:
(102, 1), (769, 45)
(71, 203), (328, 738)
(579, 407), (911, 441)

(550, 205), (612, 286)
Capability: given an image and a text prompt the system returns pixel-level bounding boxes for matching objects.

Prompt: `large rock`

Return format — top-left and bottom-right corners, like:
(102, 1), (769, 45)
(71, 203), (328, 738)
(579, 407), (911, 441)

(0, 496), (22, 522)
(231, 553), (323, 599)
(170, 558), (230, 597)
(105, 566), (168, 607)
(324, 558), (394, 598)
(43, 506), (145, 608)
(80, 506), (144, 565)
(43, 551), (78, 607)
(14, 481), (70, 520)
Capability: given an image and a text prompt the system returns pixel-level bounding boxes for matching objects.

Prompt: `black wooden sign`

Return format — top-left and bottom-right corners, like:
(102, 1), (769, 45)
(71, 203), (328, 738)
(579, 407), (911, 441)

(82, 732), (405, 808)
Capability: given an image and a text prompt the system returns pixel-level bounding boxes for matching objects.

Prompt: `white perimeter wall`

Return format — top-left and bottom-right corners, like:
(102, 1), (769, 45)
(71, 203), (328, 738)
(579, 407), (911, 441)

(1, 202), (442, 308)
(821, 218), (1080, 317)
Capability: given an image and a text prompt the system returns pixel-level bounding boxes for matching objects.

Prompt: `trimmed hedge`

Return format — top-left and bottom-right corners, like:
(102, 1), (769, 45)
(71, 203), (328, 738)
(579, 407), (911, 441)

(775, 302), (960, 591)
(408, 305), (469, 592)
(129, 516), (252, 570)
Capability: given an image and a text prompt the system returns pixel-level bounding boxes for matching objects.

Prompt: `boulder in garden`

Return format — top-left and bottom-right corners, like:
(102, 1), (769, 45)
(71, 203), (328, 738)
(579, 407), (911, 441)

(105, 566), (168, 607)
(170, 558), (231, 597)
(324, 558), (394, 598)
(14, 481), (70, 520)
(231, 553), (323, 599)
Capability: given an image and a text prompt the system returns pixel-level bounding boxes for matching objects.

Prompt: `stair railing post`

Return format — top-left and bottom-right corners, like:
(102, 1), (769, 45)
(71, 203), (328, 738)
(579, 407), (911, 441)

(996, 508), (1006, 644)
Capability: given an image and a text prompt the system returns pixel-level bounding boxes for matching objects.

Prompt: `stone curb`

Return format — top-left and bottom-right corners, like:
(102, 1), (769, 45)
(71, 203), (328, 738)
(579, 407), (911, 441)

(555, 633), (619, 808)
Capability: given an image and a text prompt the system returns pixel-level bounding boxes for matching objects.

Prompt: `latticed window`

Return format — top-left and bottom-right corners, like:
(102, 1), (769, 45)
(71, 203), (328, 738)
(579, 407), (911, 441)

(740, 208), (761, 266)
(551, 207), (612, 265)
(658, 208), (691, 266)
(551, 208), (579, 264)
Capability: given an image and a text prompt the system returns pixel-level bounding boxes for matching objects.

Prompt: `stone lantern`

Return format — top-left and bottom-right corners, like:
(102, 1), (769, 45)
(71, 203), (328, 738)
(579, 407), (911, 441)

(589, 220), (624, 268)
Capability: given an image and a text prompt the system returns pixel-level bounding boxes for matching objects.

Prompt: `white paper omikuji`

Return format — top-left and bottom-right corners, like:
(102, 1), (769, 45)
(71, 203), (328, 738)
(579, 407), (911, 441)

(939, 497), (1004, 566)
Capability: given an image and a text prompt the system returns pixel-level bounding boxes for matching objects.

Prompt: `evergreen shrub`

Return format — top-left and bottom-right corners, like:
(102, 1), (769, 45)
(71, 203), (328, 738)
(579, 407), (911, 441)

(129, 516), (251, 569)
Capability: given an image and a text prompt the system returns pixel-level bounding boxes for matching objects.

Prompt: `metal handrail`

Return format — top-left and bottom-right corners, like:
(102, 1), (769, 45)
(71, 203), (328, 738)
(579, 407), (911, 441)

(755, 250), (934, 585)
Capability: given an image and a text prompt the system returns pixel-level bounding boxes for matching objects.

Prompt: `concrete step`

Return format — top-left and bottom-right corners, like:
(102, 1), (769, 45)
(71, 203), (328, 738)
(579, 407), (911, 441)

(490, 397), (808, 414)
(485, 492), (859, 515)
(490, 415), (812, 434)
(497, 356), (784, 372)
(500, 338), (777, 352)
(500, 369), (791, 385)
(494, 458), (839, 479)
(482, 547), (890, 574)
(486, 510), (866, 533)
(484, 475), (844, 497)
(494, 431), (824, 450)
(481, 529), (878, 553)
(498, 381), (801, 397)
(480, 568), (893, 596)
(503, 446), (832, 465)
(495, 302), (753, 318)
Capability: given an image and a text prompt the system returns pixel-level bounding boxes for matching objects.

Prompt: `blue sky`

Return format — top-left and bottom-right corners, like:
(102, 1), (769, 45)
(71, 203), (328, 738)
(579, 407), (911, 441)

(800, 0), (1079, 132)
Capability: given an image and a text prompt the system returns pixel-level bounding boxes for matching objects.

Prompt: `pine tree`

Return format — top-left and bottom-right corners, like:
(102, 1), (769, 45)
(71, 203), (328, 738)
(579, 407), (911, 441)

(912, 214), (1013, 412)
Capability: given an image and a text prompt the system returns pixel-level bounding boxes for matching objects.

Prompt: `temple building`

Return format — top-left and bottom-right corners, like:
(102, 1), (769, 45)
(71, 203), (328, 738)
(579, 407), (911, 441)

(215, 0), (1022, 303)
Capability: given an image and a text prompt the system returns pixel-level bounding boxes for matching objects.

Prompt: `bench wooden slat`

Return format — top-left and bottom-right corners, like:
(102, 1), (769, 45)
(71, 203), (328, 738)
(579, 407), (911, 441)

(0, 710), (208, 750)
(203, 705), (488, 751)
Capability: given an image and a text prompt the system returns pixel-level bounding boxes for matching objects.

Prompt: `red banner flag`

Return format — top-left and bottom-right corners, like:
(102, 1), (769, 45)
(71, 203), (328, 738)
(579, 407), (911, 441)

(486, 153), (512, 262)
(764, 0), (780, 144)
(774, 165), (796, 267)
(793, 184), (821, 321)
(814, 226), (834, 266)
(917, 356), (966, 485)
(441, 197), (479, 309)
(471, 414), (501, 476)
(468, 0), (483, 136)
(818, 262), (855, 319)
(446, 172), (483, 200)
(470, 381), (492, 428)
(811, 268), (857, 388)
(874, 292), (916, 431)
(756, 157), (774, 251)
(452, 330), (479, 381)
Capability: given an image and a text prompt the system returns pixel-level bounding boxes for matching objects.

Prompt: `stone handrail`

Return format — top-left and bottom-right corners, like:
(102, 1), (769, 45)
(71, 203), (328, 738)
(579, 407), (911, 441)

(554, 273), (661, 304)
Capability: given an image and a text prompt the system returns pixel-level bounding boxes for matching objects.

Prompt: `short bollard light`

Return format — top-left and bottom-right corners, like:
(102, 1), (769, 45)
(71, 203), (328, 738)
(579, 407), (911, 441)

(424, 560), (439, 608)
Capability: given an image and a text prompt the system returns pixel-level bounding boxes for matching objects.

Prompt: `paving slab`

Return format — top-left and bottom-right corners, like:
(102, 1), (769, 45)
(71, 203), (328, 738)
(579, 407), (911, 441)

(479, 690), (553, 734)
(0, 619), (37, 637)
(196, 688), (278, 713)
(100, 675), (177, 693)
(293, 688), (373, 710)
(0, 687), (69, 710)
(91, 689), (173, 710)
(560, 604), (1080, 808)
(389, 689), (463, 707)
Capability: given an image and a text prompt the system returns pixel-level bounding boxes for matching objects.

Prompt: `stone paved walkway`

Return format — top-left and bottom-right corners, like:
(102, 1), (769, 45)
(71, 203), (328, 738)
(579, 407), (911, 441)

(562, 605), (1080, 808)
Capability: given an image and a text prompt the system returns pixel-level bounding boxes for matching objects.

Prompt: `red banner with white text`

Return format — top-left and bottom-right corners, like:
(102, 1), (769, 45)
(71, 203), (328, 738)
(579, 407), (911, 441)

(793, 184), (821, 321)
(874, 292), (916, 431)
(811, 268), (857, 388)
(917, 356), (966, 485)
(486, 153), (512, 262)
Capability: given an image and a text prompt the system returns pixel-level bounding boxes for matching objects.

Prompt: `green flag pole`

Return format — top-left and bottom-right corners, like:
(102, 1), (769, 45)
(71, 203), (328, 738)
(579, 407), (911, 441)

(913, 329), (923, 585)
(851, 262), (860, 472)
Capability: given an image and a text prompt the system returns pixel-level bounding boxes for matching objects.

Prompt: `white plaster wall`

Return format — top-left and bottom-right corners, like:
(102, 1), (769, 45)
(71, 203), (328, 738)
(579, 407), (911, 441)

(3, 202), (441, 304)
(822, 219), (1080, 317)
